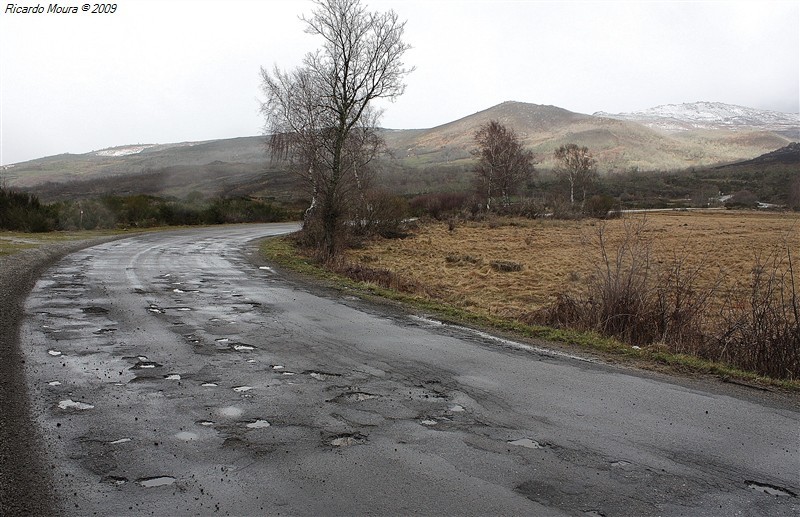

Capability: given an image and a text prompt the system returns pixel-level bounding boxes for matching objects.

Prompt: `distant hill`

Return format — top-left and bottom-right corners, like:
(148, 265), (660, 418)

(382, 101), (796, 172)
(3, 101), (797, 201)
(714, 142), (800, 169)
(594, 101), (799, 135)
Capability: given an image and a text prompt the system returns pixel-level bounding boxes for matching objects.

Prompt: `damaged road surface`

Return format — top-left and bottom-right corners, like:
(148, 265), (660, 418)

(17, 224), (800, 515)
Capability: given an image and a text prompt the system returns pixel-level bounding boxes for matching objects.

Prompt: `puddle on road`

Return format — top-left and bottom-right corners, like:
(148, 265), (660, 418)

(174, 432), (198, 441)
(306, 370), (342, 381)
(448, 404), (465, 413)
(93, 328), (117, 335)
(611, 460), (631, 468)
(47, 381), (62, 386)
(271, 365), (285, 370)
(58, 399), (94, 410)
(508, 438), (545, 449)
(232, 344), (255, 352)
(246, 419), (271, 429)
(420, 419), (438, 426)
(138, 476), (176, 488)
(164, 374), (181, 380)
(198, 421), (214, 426)
(109, 438), (131, 445)
(201, 383), (218, 387)
(48, 350), (62, 357)
(103, 476), (128, 486)
(131, 361), (162, 370)
(233, 386), (253, 393)
(746, 481), (797, 497)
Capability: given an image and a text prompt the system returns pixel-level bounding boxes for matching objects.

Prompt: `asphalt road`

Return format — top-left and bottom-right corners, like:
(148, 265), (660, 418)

(17, 223), (800, 516)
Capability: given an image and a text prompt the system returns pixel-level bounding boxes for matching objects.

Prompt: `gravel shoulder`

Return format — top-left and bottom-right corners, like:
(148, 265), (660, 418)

(0, 237), (124, 516)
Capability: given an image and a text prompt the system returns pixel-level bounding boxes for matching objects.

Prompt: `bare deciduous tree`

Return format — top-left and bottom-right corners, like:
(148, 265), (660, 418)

(261, 0), (413, 260)
(472, 120), (534, 211)
(554, 143), (597, 210)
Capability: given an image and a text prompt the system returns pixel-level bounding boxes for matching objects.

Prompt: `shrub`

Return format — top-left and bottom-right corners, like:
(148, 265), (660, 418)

(490, 260), (523, 272)
(533, 217), (799, 379)
(716, 249), (799, 379)
(533, 217), (716, 349)
(409, 192), (468, 220)
(584, 194), (621, 219)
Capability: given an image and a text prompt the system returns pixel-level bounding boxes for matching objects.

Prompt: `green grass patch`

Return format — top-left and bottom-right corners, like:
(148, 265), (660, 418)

(259, 236), (800, 393)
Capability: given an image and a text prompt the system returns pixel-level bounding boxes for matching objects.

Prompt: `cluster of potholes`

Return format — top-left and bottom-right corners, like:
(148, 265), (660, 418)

(37, 267), (800, 504)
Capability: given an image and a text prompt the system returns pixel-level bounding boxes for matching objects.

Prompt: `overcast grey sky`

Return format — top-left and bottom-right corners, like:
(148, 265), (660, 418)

(1, 0), (798, 165)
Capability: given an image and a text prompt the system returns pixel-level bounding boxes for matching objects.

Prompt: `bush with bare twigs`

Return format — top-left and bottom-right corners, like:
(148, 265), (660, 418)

(534, 217), (799, 379)
(717, 249), (799, 379)
(535, 217), (716, 351)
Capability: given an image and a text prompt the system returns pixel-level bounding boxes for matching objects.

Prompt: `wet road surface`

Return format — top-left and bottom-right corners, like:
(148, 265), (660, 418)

(19, 224), (800, 515)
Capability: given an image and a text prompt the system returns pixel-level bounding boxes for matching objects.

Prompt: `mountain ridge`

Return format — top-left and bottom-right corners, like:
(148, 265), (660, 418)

(594, 101), (800, 133)
(3, 101), (796, 198)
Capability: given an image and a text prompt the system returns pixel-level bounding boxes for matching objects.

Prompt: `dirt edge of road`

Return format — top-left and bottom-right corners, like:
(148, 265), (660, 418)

(0, 237), (124, 517)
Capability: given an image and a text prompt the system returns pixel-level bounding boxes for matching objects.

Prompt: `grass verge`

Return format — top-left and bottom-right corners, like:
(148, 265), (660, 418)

(0, 229), (131, 256)
(261, 235), (800, 393)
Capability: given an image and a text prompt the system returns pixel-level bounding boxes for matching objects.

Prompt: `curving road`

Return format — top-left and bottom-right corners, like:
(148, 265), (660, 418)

(18, 223), (800, 515)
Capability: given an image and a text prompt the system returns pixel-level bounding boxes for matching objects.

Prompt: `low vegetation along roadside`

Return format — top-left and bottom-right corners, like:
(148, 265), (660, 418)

(262, 210), (800, 391)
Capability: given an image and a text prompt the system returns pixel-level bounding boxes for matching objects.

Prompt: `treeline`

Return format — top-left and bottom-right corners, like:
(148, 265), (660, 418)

(0, 187), (294, 232)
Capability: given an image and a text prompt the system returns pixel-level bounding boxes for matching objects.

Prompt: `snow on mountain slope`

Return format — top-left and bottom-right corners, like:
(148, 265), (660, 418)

(595, 102), (800, 132)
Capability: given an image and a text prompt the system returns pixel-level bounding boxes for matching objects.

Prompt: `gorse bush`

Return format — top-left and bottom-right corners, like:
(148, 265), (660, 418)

(0, 187), (56, 232)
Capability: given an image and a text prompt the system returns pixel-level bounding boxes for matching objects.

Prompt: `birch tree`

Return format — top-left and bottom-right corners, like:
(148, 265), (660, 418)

(261, 0), (413, 260)
(473, 120), (534, 211)
(554, 143), (597, 210)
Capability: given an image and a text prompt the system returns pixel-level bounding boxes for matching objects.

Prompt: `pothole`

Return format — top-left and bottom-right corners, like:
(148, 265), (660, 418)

(306, 370), (342, 381)
(58, 399), (94, 411)
(102, 475), (128, 485)
(334, 391), (379, 403)
(131, 361), (162, 370)
(138, 476), (176, 488)
(246, 419), (271, 429)
(82, 306), (109, 315)
(508, 438), (545, 449)
(746, 480), (797, 497)
(330, 433), (367, 447)
(233, 386), (253, 393)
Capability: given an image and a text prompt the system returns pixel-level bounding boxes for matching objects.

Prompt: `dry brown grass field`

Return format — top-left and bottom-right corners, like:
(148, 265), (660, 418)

(346, 210), (800, 323)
